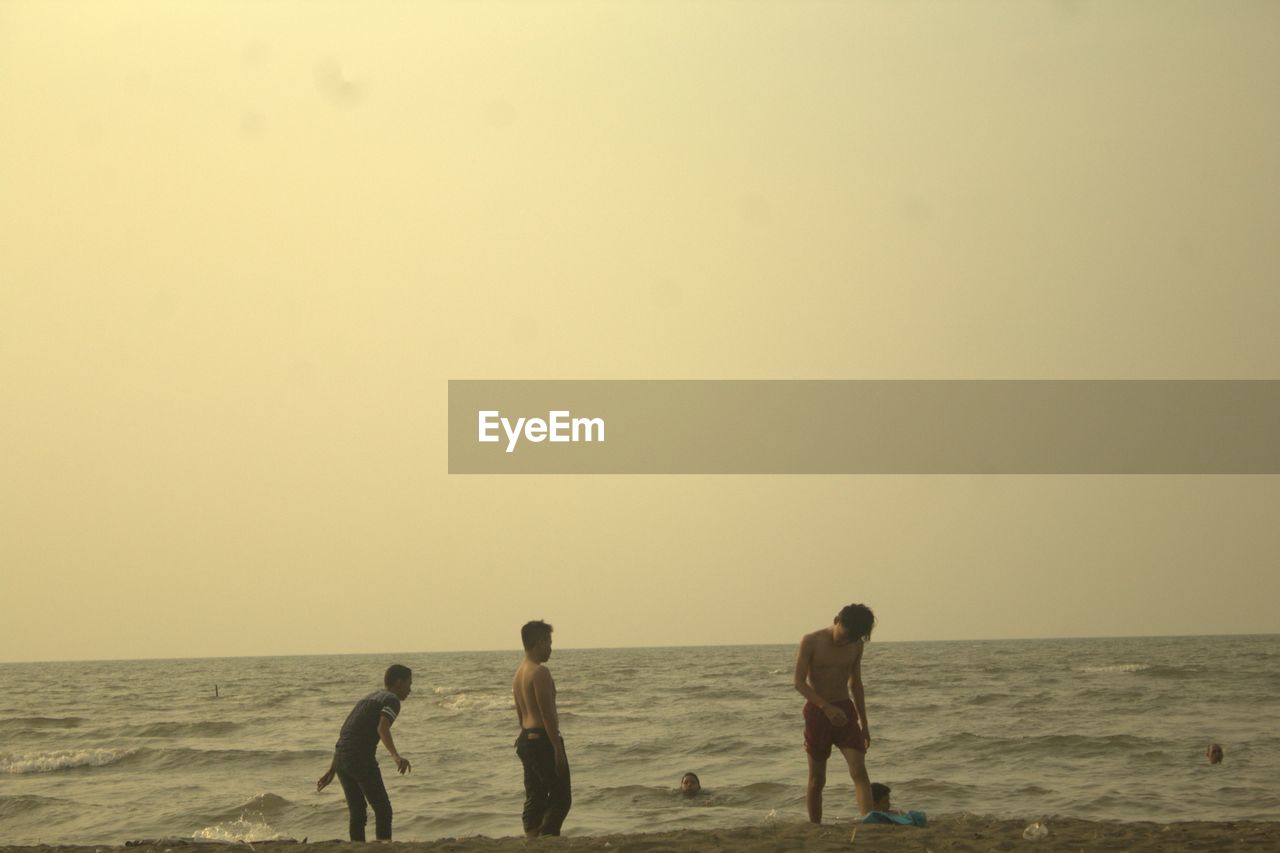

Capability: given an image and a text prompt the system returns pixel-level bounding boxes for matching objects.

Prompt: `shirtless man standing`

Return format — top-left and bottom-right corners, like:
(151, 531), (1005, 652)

(512, 620), (571, 837)
(793, 603), (876, 822)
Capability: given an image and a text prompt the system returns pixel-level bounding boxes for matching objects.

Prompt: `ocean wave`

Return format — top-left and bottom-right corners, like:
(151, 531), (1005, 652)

(1075, 662), (1209, 680)
(583, 740), (662, 759)
(670, 685), (763, 700)
(576, 784), (670, 806)
(1010, 692), (1054, 709)
(919, 731), (1160, 760)
(1, 748), (133, 774)
(1021, 733), (1161, 757)
(1140, 664), (1209, 679)
(0, 793), (76, 817)
(1013, 783), (1055, 796)
(1078, 663), (1151, 674)
(0, 716), (87, 734)
(576, 782), (791, 810)
(894, 777), (981, 796)
(886, 700), (945, 713)
(127, 720), (243, 738)
(707, 782), (794, 806)
(691, 737), (759, 756)
(131, 747), (325, 772)
(193, 818), (290, 842)
(439, 693), (513, 713)
(218, 792), (293, 820)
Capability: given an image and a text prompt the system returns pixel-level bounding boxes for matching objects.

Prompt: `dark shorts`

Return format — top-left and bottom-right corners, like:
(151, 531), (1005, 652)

(804, 699), (865, 760)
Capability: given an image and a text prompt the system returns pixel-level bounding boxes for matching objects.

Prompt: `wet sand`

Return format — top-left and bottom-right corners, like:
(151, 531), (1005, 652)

(7, 816), (1280, 851)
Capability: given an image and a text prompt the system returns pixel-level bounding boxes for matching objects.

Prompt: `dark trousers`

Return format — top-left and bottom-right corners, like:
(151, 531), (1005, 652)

(335, 755), (393, 841)
(516, 729), (572, 836)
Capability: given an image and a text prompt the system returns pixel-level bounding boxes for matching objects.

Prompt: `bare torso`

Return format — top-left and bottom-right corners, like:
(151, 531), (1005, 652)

(801, 627), (863, 703)
(512, 659), (554, 729)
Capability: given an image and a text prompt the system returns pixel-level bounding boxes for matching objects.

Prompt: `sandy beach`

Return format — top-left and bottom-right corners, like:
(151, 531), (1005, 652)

(6, 817), (1280, 852)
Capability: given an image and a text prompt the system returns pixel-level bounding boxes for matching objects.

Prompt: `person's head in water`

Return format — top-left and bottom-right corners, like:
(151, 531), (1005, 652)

(1207, 743), (1224, 765)
(871, 782), (891, 811)
(522, 620), (554, 662)
(680, 772), (701, 795)
(384, 664), (413, 700)
(834, 603), (876, 644)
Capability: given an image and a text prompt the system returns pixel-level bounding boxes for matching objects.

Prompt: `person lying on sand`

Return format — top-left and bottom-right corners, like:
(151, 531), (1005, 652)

(863, 781), (928, 826)
(872, 782), (895, 813)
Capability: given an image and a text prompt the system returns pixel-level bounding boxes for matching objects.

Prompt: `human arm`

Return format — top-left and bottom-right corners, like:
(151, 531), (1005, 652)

(793, 634), (848, 725)
(317, 755), (336, 791)
(377, 715), (411, 774)
(848, 643), (870, 749)
(533, 667), (568, 777)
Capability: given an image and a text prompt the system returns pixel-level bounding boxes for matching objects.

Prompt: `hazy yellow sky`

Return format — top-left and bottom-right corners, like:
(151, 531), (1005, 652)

(2, 1), (1277, 662)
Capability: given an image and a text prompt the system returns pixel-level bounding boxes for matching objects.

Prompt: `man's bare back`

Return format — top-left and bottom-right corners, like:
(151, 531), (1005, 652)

(512, 659), (555, 730)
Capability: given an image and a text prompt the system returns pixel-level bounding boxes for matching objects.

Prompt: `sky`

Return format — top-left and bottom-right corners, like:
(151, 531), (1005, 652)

(2, 0), (1278, 662)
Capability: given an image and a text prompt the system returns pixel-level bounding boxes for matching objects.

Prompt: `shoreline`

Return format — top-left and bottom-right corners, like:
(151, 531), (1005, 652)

(6, 817), (1280, 852)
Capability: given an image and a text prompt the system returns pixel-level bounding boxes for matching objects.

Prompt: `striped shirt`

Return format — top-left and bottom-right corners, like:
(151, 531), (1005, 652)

(334, 689), (402, 759)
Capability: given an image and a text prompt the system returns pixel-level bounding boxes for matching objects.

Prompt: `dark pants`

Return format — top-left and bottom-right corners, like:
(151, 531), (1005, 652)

(515, 728), (572, 836)
(335, 754), (392, 841)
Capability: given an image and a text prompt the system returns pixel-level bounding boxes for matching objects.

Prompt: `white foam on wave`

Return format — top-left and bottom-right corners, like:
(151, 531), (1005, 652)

(0, 748), (133, 774)
(440, 692), (514, 713)
(194, 818), (288, 842)
(1079, 663), (1150, 674)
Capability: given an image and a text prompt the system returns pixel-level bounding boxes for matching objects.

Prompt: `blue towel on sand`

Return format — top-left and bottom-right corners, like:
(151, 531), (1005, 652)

(862, 809), (927, 826)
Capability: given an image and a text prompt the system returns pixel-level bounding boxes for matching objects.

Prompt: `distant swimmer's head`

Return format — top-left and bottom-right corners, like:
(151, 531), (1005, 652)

(384, 664), (413, 700)
(1207, 743), (1224, 764)
(522, 620), (554, 662)
(834, 603), (876, 644)
(680, 772), (701, 795)
(871, 782), (891, 811)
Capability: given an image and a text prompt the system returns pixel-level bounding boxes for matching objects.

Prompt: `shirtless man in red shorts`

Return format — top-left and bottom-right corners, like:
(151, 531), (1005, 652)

(793, 603), (876, 823)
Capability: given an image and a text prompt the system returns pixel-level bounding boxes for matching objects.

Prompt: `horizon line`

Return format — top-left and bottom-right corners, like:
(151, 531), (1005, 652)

(2, 630), (1275, 666)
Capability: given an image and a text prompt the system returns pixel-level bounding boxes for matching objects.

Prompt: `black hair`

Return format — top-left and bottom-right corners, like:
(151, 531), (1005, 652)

(384, 664), (412, 688)
(681, 772), (700, 784)
(871, 782), (891, 802)
(836, 603), (876, 641)
(522, 620), (554, 651)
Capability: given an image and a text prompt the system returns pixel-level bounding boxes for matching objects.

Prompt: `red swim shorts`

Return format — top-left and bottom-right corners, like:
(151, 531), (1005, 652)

(803, 700), (865, 759)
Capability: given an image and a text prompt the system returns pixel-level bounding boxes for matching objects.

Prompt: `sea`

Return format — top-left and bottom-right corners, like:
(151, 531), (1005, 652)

(2, 635), (1278, 845)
